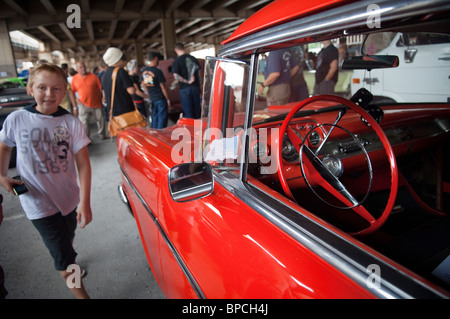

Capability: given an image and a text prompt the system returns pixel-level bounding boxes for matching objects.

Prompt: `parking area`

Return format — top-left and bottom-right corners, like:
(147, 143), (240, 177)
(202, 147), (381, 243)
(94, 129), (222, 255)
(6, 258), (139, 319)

(0, 126), (165, 299)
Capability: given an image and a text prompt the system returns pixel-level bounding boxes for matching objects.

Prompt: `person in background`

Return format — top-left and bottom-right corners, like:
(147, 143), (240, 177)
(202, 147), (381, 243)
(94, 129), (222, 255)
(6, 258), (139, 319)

(68, 68), (77, 84)
(127, 59), (149, 118)
(338, 37), (349, 69)
(60, 63), (78, 115)
(141, 52), (171, 129)
(258, 48), (298, 106)
(172, 43), (201, 119)
(101, 48), (136, 121)
(71, 62), (107, 140)
(97, 62), (107, 82)
(314, 40), (339, 95)
(289, 46), (309, 102)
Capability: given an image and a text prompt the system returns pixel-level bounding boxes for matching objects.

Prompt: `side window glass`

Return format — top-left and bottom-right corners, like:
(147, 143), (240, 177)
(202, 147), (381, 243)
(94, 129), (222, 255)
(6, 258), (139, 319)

(364, 32), (395, 53)
(201, 58), (250, 175)
(397, 32), (450, 46)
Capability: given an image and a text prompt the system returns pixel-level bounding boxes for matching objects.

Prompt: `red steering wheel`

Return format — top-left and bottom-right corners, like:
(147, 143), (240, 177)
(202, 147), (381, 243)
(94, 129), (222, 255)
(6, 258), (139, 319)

(277, 95), (398, 236)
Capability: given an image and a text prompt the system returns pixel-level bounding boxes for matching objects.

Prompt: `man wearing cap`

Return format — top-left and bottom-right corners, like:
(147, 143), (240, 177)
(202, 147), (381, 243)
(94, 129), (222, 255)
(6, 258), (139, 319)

(141, 52), (171, 129)
(101, 47), (136, 122)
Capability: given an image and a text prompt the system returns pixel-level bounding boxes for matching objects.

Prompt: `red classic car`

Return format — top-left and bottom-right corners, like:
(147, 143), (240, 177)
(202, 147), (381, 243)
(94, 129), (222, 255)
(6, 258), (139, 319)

(117, 0), (450, 298)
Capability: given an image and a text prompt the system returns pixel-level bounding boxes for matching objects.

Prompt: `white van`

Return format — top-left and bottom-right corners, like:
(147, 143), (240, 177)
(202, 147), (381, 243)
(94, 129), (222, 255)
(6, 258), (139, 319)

(351, 32), (450, 103)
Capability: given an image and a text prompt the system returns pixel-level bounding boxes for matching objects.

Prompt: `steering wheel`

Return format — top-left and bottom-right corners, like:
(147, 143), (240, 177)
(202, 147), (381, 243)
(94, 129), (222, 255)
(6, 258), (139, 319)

(277, 95), (398, 236)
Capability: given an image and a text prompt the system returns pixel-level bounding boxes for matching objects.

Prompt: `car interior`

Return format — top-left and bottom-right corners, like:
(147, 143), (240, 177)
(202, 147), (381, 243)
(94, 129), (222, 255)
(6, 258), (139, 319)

(202, 23), (450, 293)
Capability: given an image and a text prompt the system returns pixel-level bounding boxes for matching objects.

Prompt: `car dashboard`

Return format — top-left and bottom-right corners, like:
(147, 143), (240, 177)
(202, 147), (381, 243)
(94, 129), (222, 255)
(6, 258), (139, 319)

(248, 103), (450, 193)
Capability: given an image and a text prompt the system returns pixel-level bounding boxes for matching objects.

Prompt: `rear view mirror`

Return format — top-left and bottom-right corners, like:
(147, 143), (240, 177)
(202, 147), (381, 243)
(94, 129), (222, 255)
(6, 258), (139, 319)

(342, 55), (399, 70)
(168, 162), (214, 202)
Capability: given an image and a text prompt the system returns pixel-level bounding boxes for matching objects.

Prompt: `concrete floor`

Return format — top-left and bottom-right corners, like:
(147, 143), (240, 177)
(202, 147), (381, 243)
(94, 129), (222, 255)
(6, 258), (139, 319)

(0, 131), (166, 299)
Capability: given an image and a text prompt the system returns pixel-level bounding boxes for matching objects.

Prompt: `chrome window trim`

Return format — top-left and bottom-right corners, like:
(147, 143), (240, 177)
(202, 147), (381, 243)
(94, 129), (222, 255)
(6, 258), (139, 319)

(240, 53), (259, 183)
(218, 0), (450, 58)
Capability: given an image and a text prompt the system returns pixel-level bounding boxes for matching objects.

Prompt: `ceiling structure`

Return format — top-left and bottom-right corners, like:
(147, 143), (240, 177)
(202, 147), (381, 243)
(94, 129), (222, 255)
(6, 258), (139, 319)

(2, 0), (272, 63)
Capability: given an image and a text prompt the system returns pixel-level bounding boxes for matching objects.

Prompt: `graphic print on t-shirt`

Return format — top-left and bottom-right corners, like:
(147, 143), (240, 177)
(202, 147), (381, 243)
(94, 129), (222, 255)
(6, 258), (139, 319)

(53, 126), (70, 160)
(142, 70), (156, 87)
(19, 126), (71, 174)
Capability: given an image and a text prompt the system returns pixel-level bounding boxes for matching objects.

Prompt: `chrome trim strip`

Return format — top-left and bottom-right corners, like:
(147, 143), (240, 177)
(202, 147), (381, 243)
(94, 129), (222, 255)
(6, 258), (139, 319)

(219, 0), (450, 58)
(240, 53), (258, 183)
(214, 171), (447, 299)
(120, 166), (206, 299)
(170, 182), (213, 202)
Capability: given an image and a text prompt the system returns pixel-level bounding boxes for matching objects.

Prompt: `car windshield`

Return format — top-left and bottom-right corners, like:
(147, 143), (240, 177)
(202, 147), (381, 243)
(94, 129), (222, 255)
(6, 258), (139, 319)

(201, 30), (450, 176)
(203, 30), (450, 127)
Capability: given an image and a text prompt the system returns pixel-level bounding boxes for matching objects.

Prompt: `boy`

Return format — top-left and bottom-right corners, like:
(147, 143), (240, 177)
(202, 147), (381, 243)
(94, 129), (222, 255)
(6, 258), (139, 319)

(0, 63), (92, 299)
(141, 52), (171, 129)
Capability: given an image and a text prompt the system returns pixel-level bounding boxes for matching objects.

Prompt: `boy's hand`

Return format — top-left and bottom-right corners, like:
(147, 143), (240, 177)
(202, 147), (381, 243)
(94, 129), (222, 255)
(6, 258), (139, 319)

(77, 206), (92, 228)
(0, 176), (24, 195)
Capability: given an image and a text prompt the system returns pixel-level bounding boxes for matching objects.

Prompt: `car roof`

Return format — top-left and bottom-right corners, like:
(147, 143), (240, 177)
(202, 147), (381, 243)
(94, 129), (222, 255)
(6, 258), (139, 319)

(222, 0), (353, 45)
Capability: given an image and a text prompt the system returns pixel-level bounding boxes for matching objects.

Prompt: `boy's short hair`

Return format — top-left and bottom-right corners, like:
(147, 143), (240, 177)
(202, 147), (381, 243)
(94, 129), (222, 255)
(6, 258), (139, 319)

(147, 51), (163, 61)
(174, 43), (185, 51)
(29, 63), (68, 89)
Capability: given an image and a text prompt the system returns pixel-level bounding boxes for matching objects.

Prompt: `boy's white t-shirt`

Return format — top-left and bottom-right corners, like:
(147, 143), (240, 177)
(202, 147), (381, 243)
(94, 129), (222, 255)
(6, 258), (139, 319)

(0, 106), (91, 220)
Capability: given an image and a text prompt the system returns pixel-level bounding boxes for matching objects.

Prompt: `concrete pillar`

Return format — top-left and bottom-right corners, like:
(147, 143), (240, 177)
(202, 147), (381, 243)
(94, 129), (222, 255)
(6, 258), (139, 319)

(0, 20), (17, 78)
(135, 40), (144, 66)
(161, 18), (176, 59)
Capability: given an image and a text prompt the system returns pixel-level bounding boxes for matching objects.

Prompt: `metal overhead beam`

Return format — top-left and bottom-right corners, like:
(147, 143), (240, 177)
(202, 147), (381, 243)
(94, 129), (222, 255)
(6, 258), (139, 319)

(3, 0), (270, 63)
(37, 25), (60, 44)
(3, 0), (27, 16)
(58, 23), (76, 43)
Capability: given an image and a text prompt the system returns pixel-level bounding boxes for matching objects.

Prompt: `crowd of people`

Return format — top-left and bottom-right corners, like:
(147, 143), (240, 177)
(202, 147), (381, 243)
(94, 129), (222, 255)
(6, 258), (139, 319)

(258, 40), (344, 107)
(0, 43), (202, 299)
(32, 43), (203, 141)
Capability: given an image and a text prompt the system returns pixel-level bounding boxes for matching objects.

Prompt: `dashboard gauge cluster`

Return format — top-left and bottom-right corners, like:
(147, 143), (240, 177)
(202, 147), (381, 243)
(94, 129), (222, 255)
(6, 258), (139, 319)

(281, 120), (326, 162)
(294, 121), (324, 148)
(309, 131), (322, 146)
(281, 134), (299, 162)
(252, 140), (269, 161)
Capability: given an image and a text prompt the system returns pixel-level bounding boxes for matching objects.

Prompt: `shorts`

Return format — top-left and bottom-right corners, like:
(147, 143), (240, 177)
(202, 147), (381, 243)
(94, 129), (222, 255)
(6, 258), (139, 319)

(313, 79), (336, 95)
(267, 83), (290, 106)
(31, 210), (78, 271)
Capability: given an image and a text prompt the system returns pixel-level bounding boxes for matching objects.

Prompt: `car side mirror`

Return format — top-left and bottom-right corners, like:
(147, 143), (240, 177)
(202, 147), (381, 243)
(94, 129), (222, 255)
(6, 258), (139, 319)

(168, 162), (214, 202)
